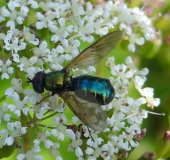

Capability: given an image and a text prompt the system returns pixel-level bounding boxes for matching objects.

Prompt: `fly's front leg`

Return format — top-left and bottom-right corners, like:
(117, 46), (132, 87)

(36, 82), (57, 105)
(36, 95), (51, 105)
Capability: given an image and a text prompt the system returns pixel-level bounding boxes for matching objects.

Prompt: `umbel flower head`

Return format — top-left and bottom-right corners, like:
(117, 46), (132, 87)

(0, 0), (161, 159)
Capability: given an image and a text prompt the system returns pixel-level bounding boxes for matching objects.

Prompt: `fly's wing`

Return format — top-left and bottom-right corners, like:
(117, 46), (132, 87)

(60, 92), (107, 131)
(63, 31), (123, 70)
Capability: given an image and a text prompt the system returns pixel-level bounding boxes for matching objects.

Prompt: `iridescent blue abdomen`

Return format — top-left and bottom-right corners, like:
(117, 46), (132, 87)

(71, 75), (115, 105)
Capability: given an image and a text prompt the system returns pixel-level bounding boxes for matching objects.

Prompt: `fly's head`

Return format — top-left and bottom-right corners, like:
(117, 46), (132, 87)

(27, 71), (46, 94)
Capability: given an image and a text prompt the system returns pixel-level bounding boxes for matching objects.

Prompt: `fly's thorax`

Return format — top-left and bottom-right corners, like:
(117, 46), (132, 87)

(72, 75), (115, 105)
(64, 74), (72, 86)
(44, 71), (71, 91)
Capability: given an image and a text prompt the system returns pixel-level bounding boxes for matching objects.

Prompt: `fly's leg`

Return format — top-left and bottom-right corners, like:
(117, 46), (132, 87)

(36, 95), (51, 105)
(36, 82), (57, 105)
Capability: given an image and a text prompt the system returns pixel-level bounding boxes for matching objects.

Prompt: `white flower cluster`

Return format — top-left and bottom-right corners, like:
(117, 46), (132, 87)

(0, 0), (156, 79)
(0, 0), (160, 160)
(63, 56), (160, 160)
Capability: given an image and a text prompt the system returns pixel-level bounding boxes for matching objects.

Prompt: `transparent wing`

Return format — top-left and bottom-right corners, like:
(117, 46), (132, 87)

(59, 92), (107, 131)
(63, 31), (123, 70)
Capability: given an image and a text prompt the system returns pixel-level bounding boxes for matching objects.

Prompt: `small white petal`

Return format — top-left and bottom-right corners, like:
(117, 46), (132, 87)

(125, 56), (133, 64)
(36, 12), (44, 20)
(2, 73), (9, 79)
(5, 136), (14, 145)
(153, 98), (160, 107)
(36, 21), (46, 29)
(56, 156), (63, 160)
(8, 104), (16, 111)
(58, 18), (65, 26)
(4, 114), (11, 121)
(12, 92), (20, 101)
(0, 60), (3, 66)
(66, 129), (76, 141)
(1, 7), (10, 17)
(17, 154), (26, 160)
(130, 140), (139, 147)
(33, 139), (40, 146)
(6, 20), (15, 29)
(21, 127), (27, 134)
(40, 41), (47, 50)
(135, 37), (145, 45)
(29, 56), (38, 64)
(34, 155), (43, 160)
(72, 116), (80, 123)
(28, 1), (39, 9)
(85, 147), (94, 155)
(101, 144), (109, 151)
(7, 67), (14, 74)
(17, 16), (24, 24)
(75, 147), (83, 158)
(32, 145), (41, 152)
(56, 45), (64, 53)
(13, 54), (20, 62)
(139, 68), (149, 76)
(128, 43), (135, 52)
(44, 139), (53, 149)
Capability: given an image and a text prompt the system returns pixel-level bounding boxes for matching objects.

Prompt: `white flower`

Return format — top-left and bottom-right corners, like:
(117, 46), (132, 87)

(0, 129), (9, 148)
(75, 147), (83, 158)
(61, 38), (80, 58)
(5, 121), (27, 146)
(138, 87), (160, 109)
(107, 111), (125, 131)
(3, 30), (26, 55)
(5, 78), (23, 101)
(23, 89), (40, 105)
(66, 129), (76, 141)
(51, 18), (73, 43)
(74, 19), (94, 43)
(105, 57), (115, 68)
(5, 87), (20, 101)
(17, 56), (38, 72)
(0, 103), (11, 123)
(17, 146), (43, 160)
(49, 142), (62, 158)
(0, 59), (14, 79)
(127, 33), (145, 52)
(118, 132), (139, 151)
(34, 131), (53, 149)
(8, 100), (30, 116)
(0, 0), (161, 159)
(53, 113), (67, 125)
(51, 128), (65, 141)
(23, 27), (39, 45)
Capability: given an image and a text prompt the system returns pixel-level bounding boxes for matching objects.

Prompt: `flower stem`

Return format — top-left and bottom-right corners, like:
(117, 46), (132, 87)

(21, 112), (31, 152)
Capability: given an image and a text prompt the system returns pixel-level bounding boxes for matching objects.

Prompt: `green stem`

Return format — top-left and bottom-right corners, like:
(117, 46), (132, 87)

(41, 111), (59, 121)
(39, 124), (56, 129)
(0, 95), (6, 102)
(21, 112), (31, 152)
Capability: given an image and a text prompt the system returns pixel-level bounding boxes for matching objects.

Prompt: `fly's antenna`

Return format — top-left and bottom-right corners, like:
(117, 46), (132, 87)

(27, 77), (33, 83)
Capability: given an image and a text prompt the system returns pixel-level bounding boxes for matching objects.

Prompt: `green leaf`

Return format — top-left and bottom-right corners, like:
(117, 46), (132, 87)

(155, 132), (170, 158)
(0, 144), (15, 159)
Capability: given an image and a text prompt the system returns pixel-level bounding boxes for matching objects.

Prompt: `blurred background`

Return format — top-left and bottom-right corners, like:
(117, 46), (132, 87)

(92, 0), (170, 159)
(115, 0), (170, 159)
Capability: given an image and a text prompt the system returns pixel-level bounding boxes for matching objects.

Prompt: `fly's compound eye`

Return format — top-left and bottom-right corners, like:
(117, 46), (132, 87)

(29, 71), (46, 93)
(32, 79), (44, 93)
